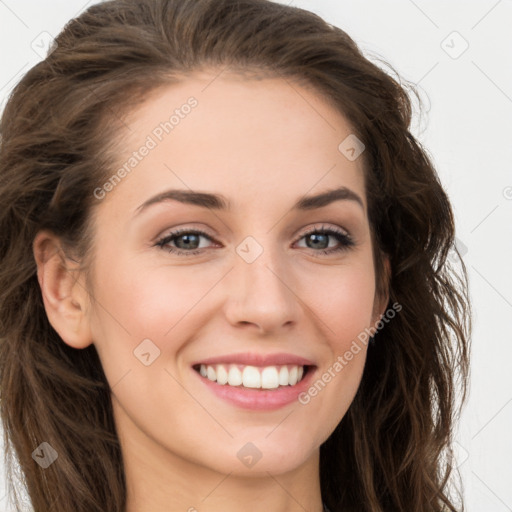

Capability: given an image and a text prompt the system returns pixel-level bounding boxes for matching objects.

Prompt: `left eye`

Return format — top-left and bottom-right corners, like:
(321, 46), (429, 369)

(155, 229), (214, 256)
(155, 225), (355, 256)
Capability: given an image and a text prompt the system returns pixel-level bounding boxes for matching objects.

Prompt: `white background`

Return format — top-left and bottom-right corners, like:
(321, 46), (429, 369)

(1, 1), (511, 510)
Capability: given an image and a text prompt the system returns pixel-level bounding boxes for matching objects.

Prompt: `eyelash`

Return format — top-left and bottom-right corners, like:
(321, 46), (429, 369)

(154, 224), (355, 257)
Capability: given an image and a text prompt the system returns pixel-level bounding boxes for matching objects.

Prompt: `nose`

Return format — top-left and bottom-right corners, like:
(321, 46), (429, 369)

(223, 240), (302, 335)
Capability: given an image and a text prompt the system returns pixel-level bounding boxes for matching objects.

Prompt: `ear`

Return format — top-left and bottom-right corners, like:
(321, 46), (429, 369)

(33, 230), (93, 349)
(371, 254), (391, 326)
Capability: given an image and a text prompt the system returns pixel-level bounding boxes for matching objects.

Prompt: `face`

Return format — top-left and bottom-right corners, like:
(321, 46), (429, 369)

(79, 71), (387, 480)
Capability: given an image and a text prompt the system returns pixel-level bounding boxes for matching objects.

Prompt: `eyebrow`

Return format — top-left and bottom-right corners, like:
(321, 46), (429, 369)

(134, 185), (365, 215)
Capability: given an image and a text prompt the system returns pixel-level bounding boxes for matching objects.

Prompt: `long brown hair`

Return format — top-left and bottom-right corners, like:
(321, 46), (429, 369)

(0, 1), (471, 510)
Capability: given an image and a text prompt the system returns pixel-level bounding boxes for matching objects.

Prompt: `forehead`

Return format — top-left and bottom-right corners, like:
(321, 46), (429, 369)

(103, 71), (367, 215)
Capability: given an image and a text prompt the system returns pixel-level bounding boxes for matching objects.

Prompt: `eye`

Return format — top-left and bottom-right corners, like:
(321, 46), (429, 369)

(294, 224), (355, 255)
(154, 224), (355, 257)
(155, 228), (215, 256)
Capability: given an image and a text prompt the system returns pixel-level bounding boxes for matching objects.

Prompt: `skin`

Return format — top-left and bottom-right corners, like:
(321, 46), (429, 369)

(34, 70), (389, 512)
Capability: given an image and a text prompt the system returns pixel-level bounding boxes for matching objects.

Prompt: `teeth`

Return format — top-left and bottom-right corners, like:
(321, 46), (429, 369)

(216, 365), (229, 385)
(278, 366), (289, 386)
(289, 365), (298, 386)
(242, 366), (261, 388)
(197, 364), (307, 388)
(206, 366), (216, 381)
(228, 365), (242, 386)
(261, 367), (279, 389)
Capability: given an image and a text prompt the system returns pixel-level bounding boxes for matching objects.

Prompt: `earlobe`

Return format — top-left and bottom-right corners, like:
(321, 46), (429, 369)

(33, 230), (93, 349)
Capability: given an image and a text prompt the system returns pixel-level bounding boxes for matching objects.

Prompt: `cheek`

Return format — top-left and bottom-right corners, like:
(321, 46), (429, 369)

(332, 279), (375, 350)
(86, 261), (208, 414)
(89, 245), (376, 380)
(297, 261), (374, 404)
(90, 257), (213, 338)
(297, 259), (377, 347)
(90, 248), (376, 346)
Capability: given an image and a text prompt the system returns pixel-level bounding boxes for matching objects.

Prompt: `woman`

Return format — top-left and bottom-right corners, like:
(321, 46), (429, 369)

(0, 0), (471, 511)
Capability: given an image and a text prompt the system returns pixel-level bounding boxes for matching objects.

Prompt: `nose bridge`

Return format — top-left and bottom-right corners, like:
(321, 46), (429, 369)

(224, 233), (300, 331)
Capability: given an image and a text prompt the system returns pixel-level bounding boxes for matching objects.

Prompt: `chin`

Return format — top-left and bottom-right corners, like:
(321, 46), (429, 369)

(198, 436), (317, 477)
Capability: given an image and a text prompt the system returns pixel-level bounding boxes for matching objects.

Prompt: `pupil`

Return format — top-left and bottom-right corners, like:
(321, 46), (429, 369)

(308, 233), (328, 249)
(178, 234), (199, 249)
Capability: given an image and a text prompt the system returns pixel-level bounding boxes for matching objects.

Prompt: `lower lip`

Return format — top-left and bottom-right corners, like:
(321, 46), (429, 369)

(193, 366), (317, 410)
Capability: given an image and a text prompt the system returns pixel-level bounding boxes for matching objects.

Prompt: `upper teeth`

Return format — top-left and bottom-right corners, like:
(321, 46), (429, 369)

(198, 364), (305, 389)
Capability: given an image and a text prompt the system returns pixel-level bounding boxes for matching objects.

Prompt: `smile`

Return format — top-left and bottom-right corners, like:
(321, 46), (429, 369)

(193, 363), (310, 389)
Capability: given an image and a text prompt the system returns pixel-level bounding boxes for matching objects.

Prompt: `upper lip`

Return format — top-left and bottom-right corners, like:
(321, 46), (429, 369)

(192, 352), (316, 367)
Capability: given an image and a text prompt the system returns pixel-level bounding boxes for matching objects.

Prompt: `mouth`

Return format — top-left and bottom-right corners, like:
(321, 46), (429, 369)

(190, 352), (318, 410)
(192, 363), (315, 390)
